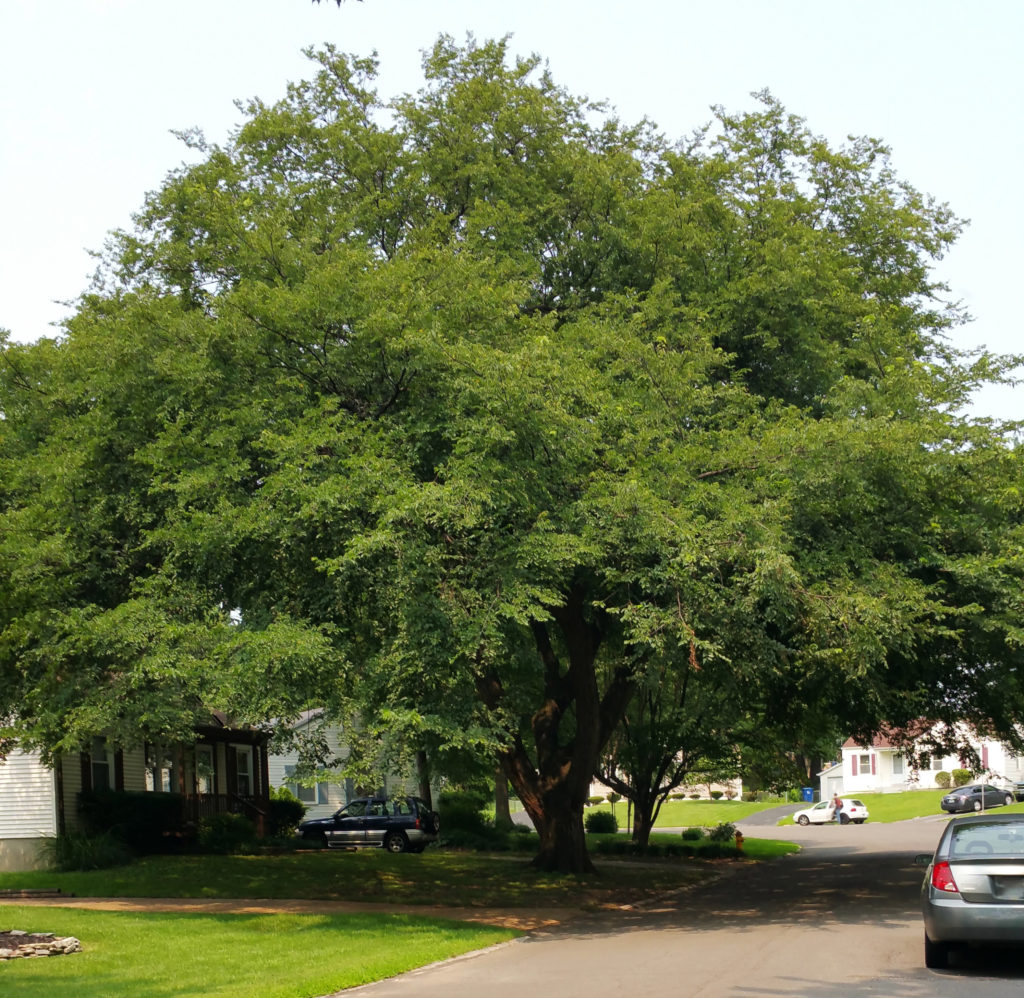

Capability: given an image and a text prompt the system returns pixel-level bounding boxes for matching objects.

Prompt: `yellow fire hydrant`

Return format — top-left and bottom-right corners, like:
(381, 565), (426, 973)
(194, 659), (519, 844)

(734, 830), (745, 852)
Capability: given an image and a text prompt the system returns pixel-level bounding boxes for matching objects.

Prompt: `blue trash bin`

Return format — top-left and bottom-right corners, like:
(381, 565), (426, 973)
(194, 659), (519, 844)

(801, 787), (814, 802)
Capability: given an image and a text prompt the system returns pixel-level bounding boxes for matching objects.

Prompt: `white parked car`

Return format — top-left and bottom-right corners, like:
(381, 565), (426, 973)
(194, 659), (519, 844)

(792, 798), (869, 825)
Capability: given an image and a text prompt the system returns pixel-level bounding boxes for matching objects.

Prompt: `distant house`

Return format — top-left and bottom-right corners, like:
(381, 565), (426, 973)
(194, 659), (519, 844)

(267, 710), (425, 821)
(818, 723), (1024, 799)
(0, 714), (271, 873)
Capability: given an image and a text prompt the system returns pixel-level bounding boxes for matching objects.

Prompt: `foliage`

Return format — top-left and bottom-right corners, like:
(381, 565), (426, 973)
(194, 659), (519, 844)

(935, 770), (952, 789)
(42, 831), (133, 871)
(197, 813), (257, 854)
(681, 827), (705, 841)
(2, 37), (1022, 878)
(267, 786), (308, 837)
(952, 769), (973, 787)
(584, 809), (619, 834)
(706, 821), (738, 843)
(77, 789), (185, 853)
(0, 905), (516, 998)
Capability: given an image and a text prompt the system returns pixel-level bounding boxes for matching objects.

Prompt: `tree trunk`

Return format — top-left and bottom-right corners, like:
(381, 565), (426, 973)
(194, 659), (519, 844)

(494, 766), (512, 829)
(415, 749), (432, 810)
(631, 800), (656, 848)
(478, 587), (636, 874)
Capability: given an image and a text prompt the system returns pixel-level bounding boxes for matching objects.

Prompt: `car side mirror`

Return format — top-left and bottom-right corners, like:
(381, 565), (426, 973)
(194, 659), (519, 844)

(914, 853), (932, 867)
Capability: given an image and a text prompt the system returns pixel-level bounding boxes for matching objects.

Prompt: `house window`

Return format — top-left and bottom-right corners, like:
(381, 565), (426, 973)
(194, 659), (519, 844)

(196, 746), (215, 795)
(235, 747), (253, 797)
(284, 765), (327, 805)
(858, 754), (871, 774)
(145, 743), (178, 793)
(91, 738), (113, 792)
(892, 755), (905, 776)
(919, 755), (932, 771)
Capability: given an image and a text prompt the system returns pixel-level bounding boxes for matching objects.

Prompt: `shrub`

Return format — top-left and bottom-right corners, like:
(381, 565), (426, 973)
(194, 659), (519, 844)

(952, 769), (973, 787)
(681, 827), (705, 841)
(267, 786), (307, 837)
(437, 789), (512, 850)
(584, 810), (619, 834)
(43, 831), (133, 871)
(710, 790), (724, 800)
(197, 813), (256, 854)
(77, 789), (185, 853)
(706, 821), (737, 843)
(935, 771), (952, 789)
(689, 793), (701, 799)
(587, 795), (605, 806)
(607, 792), (622, 804)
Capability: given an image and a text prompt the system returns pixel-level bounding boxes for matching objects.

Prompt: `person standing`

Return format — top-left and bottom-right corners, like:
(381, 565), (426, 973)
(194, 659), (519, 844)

(831, 794), (844, 823)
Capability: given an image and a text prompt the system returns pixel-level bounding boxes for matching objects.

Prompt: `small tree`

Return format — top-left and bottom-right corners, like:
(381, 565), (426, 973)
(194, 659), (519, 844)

(952, 769), (973, 787)
(935, 771), (952, 789)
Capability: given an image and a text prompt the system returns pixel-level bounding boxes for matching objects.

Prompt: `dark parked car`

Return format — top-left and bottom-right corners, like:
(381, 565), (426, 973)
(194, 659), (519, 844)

(919, 813), (1024, 968)
(940, 784), (1014, 814)
(297, 796), (440, 853)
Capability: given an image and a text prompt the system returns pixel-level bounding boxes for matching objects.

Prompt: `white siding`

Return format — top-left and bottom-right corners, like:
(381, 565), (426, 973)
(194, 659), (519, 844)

(269, 724), (349, 820)
(0, 749), (57, 839)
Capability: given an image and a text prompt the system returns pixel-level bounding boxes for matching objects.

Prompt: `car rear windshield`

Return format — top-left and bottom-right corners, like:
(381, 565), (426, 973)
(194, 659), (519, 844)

(951, 822), (1024, 859)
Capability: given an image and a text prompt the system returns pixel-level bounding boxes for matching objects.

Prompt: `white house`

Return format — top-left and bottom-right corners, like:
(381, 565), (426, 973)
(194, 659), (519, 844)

(268, 710), (427, 821)
(820, 724), (1024, 799)
(0, 717), (273, 873)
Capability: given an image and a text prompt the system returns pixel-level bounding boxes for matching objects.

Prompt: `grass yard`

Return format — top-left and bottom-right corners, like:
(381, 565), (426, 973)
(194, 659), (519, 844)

(0, 848), (727, 909)
(0, 906), (517, 998)
(850, 790), (1024, 822)
(590, 797), (786, 828)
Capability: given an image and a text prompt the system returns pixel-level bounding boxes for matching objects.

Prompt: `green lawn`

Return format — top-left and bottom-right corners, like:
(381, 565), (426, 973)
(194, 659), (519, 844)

(0, 848), (722, 909)
(776, 789), (1024, 824)
(591, 798), (786, 828)
(0, 906), (517, 998)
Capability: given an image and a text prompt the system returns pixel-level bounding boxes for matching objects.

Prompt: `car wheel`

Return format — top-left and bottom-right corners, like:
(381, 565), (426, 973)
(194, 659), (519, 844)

(973, 800), (983, 812)
(797, 815), (810, 826)
(384, 831), (407, 854)
(839, 813), (850, 825)
(1005, 794), (1014, 806)
(854, 819), (865, 824)
(924, 933), (949, 970)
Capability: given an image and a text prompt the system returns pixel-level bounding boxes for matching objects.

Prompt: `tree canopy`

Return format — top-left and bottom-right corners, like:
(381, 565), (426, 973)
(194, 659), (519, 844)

(1, 37), (1021, 871)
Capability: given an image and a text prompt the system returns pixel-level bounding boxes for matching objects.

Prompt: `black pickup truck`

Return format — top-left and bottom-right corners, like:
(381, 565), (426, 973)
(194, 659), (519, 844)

(297, 796), (440, 853)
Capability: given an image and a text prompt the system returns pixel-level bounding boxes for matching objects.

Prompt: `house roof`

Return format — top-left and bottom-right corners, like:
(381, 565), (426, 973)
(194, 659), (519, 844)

(843, 720), (934, 750)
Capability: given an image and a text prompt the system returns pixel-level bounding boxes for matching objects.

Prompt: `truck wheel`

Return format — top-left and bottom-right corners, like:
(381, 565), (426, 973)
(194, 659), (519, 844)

(384, 831), (407, 854)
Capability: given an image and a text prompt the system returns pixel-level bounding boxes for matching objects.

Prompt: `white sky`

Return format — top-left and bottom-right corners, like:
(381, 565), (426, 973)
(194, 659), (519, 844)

(1, 0), (1020, 420)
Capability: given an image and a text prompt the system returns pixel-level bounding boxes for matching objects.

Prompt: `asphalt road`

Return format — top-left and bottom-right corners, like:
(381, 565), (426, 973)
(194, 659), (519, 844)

(343, 815), (1024, 998)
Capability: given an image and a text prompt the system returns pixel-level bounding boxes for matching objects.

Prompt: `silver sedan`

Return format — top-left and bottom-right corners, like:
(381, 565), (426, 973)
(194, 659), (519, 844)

(919, 812), (1024, 968)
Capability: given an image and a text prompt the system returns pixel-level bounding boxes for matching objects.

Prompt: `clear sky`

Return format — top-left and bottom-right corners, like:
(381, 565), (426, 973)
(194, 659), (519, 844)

(1, 0), (1019, 420)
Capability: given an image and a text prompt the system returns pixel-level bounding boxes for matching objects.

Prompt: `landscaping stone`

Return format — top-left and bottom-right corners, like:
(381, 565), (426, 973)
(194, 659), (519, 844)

(0, 929), (82, 959)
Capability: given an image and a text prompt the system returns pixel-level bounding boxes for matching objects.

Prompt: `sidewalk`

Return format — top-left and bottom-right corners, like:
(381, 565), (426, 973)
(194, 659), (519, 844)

(0, 894), (571, 931)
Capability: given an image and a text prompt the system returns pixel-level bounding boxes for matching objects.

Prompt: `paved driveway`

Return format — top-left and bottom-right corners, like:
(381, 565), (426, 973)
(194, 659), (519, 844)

(343, 816), (1024, 998)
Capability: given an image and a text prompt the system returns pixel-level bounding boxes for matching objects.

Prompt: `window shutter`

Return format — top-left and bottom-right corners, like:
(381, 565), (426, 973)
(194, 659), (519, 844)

(317, 782), (328, 805)
(982, 745), (989, 769)
(851, 755), (859, 776)
(871, 755), (877, 775)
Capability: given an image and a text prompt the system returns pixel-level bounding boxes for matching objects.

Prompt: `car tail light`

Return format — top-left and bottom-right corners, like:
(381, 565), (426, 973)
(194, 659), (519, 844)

(415, 816), (421, 829)
(931, 861), (959, 893)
